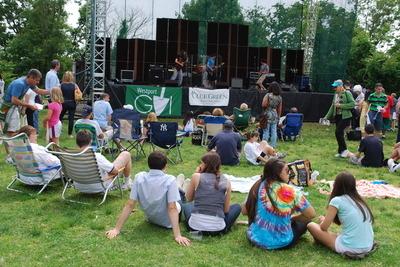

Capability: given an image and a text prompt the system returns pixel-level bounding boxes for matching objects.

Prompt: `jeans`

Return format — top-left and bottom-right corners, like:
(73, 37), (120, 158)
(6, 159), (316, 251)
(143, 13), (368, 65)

(60, 101), (76, 135)
(368, 110), (383, 132)
(280, 220), (308, 249)
(263, 122), (278, 148)
(335, 115), (351, 154)
(182, 203), (241, 235)
(170, 69), (183, 86)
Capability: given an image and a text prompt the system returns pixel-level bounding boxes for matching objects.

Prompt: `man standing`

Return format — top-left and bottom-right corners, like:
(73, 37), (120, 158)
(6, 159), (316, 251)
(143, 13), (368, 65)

(45, 59), (60, 93)
(0, 69), (48, 136)
(207, 120), (242, 165)
(256, 59), (270, 91)
(93, 93), (113, 131)
(368, 83), (387, 138)
(170, 51), (186, 86)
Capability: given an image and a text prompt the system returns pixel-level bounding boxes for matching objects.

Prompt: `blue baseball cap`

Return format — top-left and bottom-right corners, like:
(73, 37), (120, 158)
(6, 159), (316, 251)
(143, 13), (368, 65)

(331, 79), (343, 87)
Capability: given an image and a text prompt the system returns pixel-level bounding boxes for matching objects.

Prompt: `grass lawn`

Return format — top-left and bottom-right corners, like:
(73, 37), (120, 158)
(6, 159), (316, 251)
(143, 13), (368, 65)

(1, 121), (399, 267)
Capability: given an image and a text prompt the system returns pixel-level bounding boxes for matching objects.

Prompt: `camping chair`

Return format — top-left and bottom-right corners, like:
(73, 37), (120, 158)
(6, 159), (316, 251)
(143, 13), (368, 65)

(201, 116), (227, 146)
(111, 108), (146, 160)
(233, 107), (251, 131)
(195, 114), (211, 130)
(48, 144), (123, 205)
(74, 123), (108, 153)
(1, 133), (61, 195)
(149, 122), (183, 164)
(280, 113), (304, 141)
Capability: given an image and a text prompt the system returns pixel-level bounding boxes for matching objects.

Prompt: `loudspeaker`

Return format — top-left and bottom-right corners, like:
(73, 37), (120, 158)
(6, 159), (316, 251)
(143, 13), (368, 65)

(231, 78), (243, 89)
(164, 80), (179, 87)
(216, 82), (229, 89)
(148, 65), (165, 84)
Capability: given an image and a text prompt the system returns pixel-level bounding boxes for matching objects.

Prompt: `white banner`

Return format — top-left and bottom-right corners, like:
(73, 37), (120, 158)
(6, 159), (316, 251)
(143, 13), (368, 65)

(189, 87), (230, 106)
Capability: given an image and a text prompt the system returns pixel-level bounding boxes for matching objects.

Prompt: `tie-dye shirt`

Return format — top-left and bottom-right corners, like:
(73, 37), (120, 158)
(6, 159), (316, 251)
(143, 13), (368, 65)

(247, 181), (310, 249)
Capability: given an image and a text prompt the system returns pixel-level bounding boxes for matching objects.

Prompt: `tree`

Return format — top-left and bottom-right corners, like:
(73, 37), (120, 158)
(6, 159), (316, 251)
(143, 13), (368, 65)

(357, 0), (400, 48)
(6, 0), (72, 77)
(245, 6), (269, 47)
(0, 0), (30, 48)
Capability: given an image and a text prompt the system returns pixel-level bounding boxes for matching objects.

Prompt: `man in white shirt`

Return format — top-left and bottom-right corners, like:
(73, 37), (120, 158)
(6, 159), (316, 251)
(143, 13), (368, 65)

(45, 59), (60, 93)
(74, 104), (113, 141)
(75, 130), (132, 192)
(105, 151), (191, 246)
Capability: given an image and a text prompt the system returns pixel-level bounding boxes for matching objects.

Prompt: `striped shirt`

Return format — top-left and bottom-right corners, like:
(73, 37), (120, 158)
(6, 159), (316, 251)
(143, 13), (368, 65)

(368, 92), (387, 111)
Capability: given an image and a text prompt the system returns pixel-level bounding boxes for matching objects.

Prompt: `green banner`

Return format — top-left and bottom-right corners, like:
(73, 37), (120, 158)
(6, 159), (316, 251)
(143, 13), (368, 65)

(125, 85), (182, 117)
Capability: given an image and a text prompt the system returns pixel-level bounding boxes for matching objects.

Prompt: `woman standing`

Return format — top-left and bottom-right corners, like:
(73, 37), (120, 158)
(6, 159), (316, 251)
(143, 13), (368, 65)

(182, 152), (241, 235)
(323, 79), (355, 157)
(242, 158), (315, 250)
(60, 71), (80, 137)
(261, 82), (282, 148)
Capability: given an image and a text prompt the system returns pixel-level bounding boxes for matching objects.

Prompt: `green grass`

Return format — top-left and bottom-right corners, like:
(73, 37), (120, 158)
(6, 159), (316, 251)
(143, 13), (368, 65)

(1, 121), (400, 266)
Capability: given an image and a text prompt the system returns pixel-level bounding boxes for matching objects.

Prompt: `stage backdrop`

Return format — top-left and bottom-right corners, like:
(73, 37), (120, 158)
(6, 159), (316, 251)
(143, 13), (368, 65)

(107, 82), (332, 122)
(125, 85), (182, 117)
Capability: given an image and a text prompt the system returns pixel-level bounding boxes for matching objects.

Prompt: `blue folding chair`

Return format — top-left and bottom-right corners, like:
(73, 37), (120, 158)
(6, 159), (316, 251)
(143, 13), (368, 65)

(281, 113), (304, 141)
(149, 122), (183, 164)
(111, 108), (146, 159)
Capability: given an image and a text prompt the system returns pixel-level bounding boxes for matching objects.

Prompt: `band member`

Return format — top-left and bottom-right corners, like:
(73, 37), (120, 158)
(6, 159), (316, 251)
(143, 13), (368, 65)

(256, 59), (270, 91)
(170, 51), (187, 86)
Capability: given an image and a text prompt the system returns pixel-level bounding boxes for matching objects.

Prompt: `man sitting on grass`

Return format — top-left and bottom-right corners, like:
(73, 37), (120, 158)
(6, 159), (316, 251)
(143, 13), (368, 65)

(348, 124), (384, 167)
(76, 130), (132, 191)
(105, 151), (191, 246)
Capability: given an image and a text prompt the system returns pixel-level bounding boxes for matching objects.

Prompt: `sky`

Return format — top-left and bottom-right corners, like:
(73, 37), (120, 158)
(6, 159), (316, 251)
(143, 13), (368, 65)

(65, 0), (297, 38)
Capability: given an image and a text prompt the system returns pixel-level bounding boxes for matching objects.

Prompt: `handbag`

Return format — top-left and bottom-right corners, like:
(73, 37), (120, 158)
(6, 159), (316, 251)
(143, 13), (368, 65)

(287, 159), (312, 187)
(259, 112), (268, 129)
(74, 88), (83, 101)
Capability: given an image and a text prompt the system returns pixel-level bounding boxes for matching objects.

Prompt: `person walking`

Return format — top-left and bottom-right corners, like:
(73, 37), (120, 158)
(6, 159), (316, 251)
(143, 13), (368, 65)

(261, 82), (282, 148)
(323, 79), (355, 157)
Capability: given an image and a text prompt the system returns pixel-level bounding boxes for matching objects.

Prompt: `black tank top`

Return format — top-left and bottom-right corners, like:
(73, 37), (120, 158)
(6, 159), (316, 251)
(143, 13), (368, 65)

(61, 82), (76, 101)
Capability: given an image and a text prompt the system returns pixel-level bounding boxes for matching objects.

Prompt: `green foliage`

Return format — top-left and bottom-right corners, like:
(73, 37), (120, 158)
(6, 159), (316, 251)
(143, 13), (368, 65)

(245, 6), (268, 47)
(5, 0), (72, 79)
(68, 2), (87, 60)
(0, 0), (30, 48)
(1, 119), (400, 266)
(311, 0), (357, 92)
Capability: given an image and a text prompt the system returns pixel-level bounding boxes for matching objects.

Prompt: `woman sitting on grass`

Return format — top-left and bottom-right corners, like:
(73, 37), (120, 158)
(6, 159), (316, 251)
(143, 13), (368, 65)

(242, 158), (315, 250)
(244, 131), (285, 165)
(182, 152), (241, 235)
(307, 172), (375, 256)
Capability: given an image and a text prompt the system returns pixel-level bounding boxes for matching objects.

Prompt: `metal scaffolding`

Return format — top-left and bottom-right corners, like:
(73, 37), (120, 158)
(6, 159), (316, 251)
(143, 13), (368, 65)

(85, 0), (107, 102)
(303, 0), (320, 75)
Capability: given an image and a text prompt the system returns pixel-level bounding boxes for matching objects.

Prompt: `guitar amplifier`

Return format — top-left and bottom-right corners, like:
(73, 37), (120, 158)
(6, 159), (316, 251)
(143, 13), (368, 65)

(148, 65), (165, 84)
(231, 78), (243, 89)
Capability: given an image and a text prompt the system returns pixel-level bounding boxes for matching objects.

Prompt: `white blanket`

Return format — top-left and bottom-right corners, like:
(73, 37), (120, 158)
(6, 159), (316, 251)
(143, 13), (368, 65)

(224, 174), (261, 193)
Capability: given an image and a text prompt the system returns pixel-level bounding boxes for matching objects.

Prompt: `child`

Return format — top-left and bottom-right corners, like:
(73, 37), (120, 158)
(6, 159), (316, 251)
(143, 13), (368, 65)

(142, 112), (158, 139)
(307, 172), (375, 256)
(347, 124), (383, 167)
(182, 111), (195, 134)
(182, 152), (241, 235)
(244, 131), (285, 165)
(43, 87), (63, 144)
(242, 158), (315, 250)
(105, 151), (191, 246)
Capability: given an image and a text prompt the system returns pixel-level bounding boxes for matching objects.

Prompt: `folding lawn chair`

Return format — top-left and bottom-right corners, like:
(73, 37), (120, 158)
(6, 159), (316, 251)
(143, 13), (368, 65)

(149, 122), (183, 164)
(111, 108), (146, 160)
(280, 113), (304, 141)
(1, 133), (61, 195)
(201, 116), (227, 146)
(48, 144), (123, 205)
(74, 123), (108, 153)
(233, 107), (251, 131)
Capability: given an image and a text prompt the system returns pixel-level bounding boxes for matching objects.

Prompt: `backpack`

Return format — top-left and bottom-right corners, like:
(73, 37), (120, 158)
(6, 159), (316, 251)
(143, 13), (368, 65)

(287, 160), (312, 187)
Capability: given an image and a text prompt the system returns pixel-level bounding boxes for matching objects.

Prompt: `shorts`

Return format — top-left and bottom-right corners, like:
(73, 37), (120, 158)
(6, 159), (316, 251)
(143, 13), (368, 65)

(335, 235), (372, 254)
(5, 106), (21, 132)
(47, 121), (62, 138)
(392, 112), (397, 120)
(256, 152), (267, 163)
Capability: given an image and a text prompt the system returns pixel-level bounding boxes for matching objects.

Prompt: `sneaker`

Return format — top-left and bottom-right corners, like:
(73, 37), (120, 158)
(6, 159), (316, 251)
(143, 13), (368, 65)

(340, 150), (349, 158)
(388, 159), (398, 173)
(276, 152), (287, 159)
(334, 153), (341, 158)
(176, 174), (185, 189)
(121, 178), (133, 190)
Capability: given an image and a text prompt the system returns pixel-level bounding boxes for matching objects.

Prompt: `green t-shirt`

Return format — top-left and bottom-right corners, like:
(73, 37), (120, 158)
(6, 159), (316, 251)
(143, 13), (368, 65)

(368, 92), (387, 111)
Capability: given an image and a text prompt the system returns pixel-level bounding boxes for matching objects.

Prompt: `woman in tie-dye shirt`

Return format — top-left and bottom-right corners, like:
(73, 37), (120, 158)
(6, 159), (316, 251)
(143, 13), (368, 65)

(242, 159), (316, 250)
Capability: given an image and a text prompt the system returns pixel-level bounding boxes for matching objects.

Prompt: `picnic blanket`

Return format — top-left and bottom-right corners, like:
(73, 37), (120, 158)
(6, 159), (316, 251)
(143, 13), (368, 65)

(318, 179), (400, 199)
(225, 174), (260, 193)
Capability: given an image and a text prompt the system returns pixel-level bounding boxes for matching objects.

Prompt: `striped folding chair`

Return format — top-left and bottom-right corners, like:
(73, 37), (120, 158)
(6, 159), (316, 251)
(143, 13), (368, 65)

(1, 133), (61, 195)
(48, 144), (123, 205)
(74, 123), (107, 153)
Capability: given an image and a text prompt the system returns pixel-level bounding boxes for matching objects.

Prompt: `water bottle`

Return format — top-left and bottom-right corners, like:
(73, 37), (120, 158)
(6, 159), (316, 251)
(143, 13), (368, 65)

(311, 171), (319, 182)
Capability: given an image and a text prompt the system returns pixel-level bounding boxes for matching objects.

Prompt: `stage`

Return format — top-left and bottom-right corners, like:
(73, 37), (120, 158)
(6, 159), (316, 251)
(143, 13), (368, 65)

(105, 82), (333, 122)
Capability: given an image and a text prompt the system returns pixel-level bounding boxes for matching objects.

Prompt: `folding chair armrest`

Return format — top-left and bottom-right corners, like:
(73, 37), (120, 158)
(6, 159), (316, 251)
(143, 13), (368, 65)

(106, 167), (125, 180)
(45, 142), (57, 150)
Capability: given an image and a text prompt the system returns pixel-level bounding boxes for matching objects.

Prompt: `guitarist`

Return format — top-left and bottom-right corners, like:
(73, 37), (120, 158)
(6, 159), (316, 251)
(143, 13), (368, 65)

(170, 51), (187, 86)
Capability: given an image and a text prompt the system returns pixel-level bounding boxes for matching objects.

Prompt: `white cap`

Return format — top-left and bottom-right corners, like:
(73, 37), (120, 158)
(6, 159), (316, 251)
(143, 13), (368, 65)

(123, 104), (133, 110)
(353, 85), (362, 93)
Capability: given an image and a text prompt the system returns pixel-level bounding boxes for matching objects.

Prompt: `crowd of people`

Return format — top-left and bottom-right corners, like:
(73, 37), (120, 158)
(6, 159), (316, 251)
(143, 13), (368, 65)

(0, 66), (388, 258)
